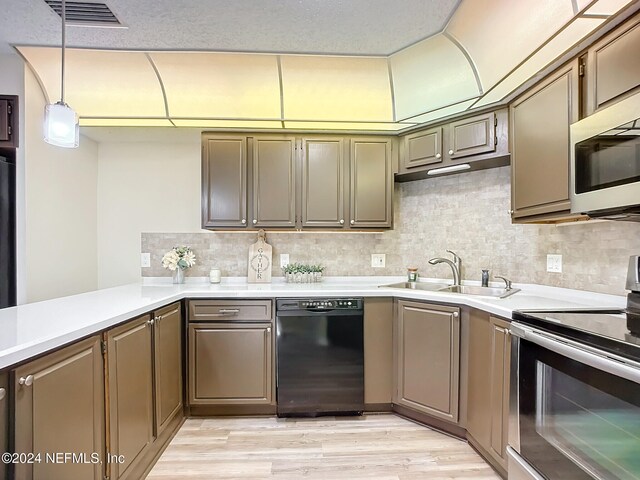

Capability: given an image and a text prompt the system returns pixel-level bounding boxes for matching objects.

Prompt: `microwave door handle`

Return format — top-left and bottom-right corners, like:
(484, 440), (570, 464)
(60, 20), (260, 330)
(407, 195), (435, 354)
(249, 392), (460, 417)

(514, 324), (640, 385)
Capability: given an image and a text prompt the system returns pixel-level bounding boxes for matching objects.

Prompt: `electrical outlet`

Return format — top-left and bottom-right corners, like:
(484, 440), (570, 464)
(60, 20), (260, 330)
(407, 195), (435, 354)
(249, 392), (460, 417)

(547, 254), (562, 273)
(141, 253), (151, 268)
(280, 254), (290, 268)
(371, 254), (386, 268)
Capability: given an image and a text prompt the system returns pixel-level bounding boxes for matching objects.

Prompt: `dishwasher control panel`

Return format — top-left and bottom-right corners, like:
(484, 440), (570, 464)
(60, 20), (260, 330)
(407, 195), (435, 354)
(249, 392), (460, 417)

(277, 298), (363, 311)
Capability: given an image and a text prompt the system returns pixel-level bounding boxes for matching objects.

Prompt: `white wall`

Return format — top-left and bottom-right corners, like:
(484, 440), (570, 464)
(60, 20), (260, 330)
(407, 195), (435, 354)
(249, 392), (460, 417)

(0, 53), (26, 304)
(97, 142), (201, 288)
(24, 68), (99, 302)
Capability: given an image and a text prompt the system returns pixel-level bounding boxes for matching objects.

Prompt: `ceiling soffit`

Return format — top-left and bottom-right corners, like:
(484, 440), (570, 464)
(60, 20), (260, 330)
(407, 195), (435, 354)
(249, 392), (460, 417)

(16, 0), (638, 131)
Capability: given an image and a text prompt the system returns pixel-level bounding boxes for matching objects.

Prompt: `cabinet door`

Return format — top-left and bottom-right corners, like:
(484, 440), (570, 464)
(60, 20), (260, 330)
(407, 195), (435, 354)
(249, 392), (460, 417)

(467, 310), (492, 448)
(0, 95), (18, 148)
(153, 303), (183, 437)
(448, 112), (496, 160)
(586, 18), (640, 114)
(394, 301), (460, 422)
(13, 336), (104, 480)
(0, 372), (8, 480)
(349, 138), (392, 228)
(489, 316), (510, 466)
(401, 127), (442, 171)
(189, 323), (272, 405)
(107, 316), (154, 480)
(510, 63), (578, 221)
(301, 137), (346, 228)
(201, 135), (248, 228)
(252, 136), (296, 228)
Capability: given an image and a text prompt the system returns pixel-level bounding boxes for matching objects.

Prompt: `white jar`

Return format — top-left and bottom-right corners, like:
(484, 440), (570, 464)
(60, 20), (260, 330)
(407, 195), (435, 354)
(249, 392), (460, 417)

(209, 268), (221, 284)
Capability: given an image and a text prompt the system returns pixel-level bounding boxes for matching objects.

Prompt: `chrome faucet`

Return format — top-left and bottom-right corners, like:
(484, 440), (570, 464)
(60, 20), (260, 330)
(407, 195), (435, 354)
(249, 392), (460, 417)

(428, 250), (462, 286)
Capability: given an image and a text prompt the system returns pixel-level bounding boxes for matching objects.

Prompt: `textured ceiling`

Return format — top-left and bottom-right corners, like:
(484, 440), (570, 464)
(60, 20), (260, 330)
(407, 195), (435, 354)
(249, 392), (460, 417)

(0, 0), (460, 55)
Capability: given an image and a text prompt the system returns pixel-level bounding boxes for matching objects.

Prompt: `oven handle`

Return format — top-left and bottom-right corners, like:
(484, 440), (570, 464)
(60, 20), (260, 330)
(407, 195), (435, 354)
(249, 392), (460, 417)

(511, 322), (640, 385)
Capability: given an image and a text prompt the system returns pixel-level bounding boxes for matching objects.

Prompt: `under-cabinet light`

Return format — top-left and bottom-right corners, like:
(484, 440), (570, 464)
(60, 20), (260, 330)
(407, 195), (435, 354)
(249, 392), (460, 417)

(427, 164), (471, 176)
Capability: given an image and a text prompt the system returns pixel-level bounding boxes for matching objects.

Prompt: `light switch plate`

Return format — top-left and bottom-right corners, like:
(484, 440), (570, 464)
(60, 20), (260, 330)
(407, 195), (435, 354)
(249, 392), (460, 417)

(141, 253), (151, 268)
(280, 254), (290, 268)
(547, 254), (562, 273)
(371, 254), (386, 268)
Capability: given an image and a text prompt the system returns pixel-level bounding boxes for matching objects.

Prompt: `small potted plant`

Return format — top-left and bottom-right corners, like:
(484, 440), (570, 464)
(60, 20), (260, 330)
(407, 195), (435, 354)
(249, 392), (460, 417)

(162, 246), (196, 284)
(282, 263), (325, 283)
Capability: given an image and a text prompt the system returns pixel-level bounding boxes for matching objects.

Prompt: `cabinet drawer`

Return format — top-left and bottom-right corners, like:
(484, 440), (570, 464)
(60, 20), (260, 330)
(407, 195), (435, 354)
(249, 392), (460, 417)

(188, 300), (272, 322)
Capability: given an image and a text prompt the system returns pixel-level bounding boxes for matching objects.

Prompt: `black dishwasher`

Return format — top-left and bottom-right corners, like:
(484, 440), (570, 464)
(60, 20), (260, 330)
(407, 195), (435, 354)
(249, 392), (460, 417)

(276, 298), (364, 417)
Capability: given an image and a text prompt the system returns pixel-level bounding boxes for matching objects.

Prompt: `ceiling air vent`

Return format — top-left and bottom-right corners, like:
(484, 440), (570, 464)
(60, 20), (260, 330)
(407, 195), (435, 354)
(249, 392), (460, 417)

(44, 1), (123, 27)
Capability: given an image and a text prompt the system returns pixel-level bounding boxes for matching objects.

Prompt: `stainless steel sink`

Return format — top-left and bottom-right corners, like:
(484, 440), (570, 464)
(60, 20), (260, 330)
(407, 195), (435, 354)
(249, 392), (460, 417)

(437, 285), (520, 298)
(382, 282), (520, 298)
(382, 282), (450, 291)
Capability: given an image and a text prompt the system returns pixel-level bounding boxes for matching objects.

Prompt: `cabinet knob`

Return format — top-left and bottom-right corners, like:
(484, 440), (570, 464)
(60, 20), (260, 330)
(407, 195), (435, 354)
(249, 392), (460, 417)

(508, 209), (514, 215)
(448, 150), (454, 155)
(350, 220), (355, 225)
(241, 219), (246, 224)
(147, 318), (155, 326)
(156, 315), (162, 322)
(267, 327), (271, 333)
(19, 375), (34, 387)
(453, 312), (459, 318)
(0, 388), (5, 400)
(435, 153), (441, 159)
(339, 219), (344, 225)
(253, 219), (257, 225)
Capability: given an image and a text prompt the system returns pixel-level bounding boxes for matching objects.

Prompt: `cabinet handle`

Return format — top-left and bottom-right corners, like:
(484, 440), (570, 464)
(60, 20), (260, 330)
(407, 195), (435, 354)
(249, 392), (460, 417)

(435, 153), (441, 159)
(508, 209), (514, 215)
(218, 309), (240, 314)
(253, 219), (257, 224)
(448, 149), (454, 155)
(156, 315), (163, 322)
(19, 375), (34, 387)
(453, 312), (459, 318)
(241, 219), (246, 224)
(0, 387), (5, 400)
(339, 219), (344, 225)
(350, 220), (355, 225)
(147, 318), (155, 326)
(267, 327), (271, 333)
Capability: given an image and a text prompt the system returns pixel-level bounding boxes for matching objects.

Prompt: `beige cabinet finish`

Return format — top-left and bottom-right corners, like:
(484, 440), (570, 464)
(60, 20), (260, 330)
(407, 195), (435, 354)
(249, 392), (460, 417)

(13, 336), (104, 480)
(510, 62), (579, 222)
(394, 300), (460, 423)
(350, 138), (393, 228)
(188, 299), (272, 322)
(301, 137), (346, 228)
(448, 111), (496, 159)
(107, 315), (154, 480)
(400, 127), (442, 172)
(466, 310), (510, 471)
(153, 303), (183, 437)
(253, 136), (297, 228)
(364, 298), (393, 407)
(201, 135), (248, 228)
(0, 372), (6, 480)
(189, 323), (273, 405)
(586, 17), (640, 114)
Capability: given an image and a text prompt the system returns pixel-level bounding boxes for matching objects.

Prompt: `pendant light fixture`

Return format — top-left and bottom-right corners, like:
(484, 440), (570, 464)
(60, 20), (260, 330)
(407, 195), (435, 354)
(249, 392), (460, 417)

(44, 0), (79, 148)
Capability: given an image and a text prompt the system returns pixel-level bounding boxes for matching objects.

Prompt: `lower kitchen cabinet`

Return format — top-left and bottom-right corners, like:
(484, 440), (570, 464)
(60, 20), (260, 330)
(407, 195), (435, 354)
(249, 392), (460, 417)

(364, 298), (394, 408)
(0, 372), (8, 480)
(394, 300), (460, 423)
(467, 310), (511, 473)
(153, 303), (183, 437)
(107, 315), (154, 480)
(189, 322), (273, 406)
(13, 336), (105, 480)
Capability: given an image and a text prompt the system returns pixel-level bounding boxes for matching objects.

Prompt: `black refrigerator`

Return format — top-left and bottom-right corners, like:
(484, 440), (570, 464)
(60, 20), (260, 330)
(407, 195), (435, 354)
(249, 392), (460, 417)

(0, 154), (16, 308)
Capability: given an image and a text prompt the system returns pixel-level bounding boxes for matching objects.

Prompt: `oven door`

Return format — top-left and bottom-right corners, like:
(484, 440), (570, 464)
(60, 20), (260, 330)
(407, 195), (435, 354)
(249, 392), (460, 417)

(511, 323), (640, 480)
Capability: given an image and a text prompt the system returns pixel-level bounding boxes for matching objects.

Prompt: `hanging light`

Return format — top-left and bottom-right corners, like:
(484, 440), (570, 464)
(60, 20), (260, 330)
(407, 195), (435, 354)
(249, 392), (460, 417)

(44, 0), (79, 148)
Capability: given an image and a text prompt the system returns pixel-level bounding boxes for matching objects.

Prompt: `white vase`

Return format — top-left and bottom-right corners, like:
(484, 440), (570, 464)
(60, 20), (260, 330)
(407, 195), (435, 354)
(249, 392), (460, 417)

(173, 268), (185, 284)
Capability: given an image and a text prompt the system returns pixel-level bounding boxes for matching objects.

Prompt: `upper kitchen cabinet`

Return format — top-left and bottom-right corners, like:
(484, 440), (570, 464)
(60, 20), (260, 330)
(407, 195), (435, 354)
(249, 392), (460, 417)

(350, 138), (393, 228)
(510, 61), (579, 223)
(396, 109), (509, 181)
(301, 137), (346, 228)
(252, 136), (297, 228)
(0, 95), (18, 149)
(201, 135), (248, 229)
(584, 15), (640, 115)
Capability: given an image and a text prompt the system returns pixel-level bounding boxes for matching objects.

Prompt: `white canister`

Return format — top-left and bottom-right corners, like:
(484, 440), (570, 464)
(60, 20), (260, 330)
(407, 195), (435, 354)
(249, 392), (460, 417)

(209, 268), (221, 284)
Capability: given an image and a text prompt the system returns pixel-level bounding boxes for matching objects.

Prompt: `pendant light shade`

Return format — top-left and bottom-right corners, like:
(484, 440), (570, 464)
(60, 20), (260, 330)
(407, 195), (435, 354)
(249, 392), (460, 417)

(43, 0), (79, 148)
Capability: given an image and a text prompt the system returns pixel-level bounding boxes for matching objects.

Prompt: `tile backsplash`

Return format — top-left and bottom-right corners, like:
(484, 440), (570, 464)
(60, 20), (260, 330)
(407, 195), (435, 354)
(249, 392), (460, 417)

(142, 166), (640, 296)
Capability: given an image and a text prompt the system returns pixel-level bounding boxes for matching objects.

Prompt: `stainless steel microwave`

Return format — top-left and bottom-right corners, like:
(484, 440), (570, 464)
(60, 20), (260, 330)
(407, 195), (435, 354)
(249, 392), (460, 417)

(570, 91), (640, 221)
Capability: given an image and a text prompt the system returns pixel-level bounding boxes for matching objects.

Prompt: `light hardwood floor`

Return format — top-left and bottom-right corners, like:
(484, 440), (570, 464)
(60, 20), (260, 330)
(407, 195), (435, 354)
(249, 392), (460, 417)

(146, 414), (500, 479)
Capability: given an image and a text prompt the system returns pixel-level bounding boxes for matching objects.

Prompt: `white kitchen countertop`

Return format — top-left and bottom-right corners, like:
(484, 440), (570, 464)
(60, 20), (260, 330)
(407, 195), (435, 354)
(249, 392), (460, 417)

(0, 276), (626, 370)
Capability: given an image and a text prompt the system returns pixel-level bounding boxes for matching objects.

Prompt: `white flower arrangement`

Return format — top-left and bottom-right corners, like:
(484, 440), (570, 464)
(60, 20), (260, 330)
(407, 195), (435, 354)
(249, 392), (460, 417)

(162, 246), (196, 271)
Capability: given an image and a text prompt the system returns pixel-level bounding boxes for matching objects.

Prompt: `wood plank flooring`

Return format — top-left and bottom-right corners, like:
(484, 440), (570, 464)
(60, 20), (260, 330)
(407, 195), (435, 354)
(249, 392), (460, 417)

(146, 414), (500, 479)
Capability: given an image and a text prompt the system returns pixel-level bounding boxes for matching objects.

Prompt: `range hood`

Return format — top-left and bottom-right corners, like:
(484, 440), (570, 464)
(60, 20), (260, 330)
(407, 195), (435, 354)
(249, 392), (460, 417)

(16, 0), (636, 132)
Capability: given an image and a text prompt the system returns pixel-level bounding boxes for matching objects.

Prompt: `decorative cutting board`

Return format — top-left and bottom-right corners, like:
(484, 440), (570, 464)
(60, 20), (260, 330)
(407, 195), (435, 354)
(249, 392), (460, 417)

(248, 229), (272, 283)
